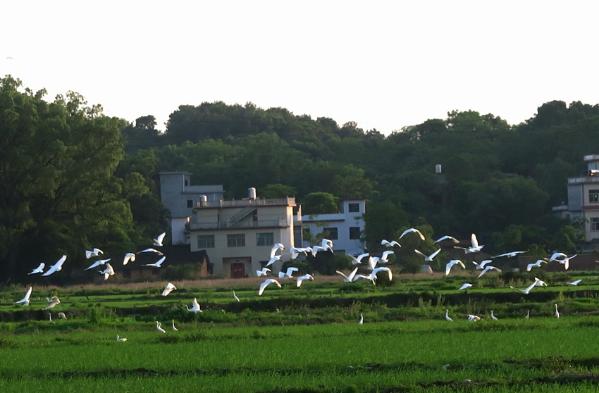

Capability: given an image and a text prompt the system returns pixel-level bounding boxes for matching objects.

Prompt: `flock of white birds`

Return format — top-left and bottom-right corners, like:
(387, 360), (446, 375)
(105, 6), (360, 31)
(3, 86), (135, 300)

(13, 227), (580, 340)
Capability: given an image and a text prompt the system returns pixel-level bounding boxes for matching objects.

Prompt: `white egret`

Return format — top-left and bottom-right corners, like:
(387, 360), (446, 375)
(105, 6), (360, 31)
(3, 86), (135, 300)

(381, 239), (400, 247)
(161, 282), (177, 296)
(525, 310), (530, 319)
(290, 247), (312, 259)
(123, 253), (136, 265)
(549, 252), (567, 262)
(296, 274), (314, 287)
(153, 232), (166, 247)
(358, 313), (364, 325)
(512, 277), (547, 294)
(477, 266), (501, 278)
(371, 267), (392, 281)
(42, 255), (67, 276)
(15, 286), (33, 306)
(256, 267), (271, 277)
(492, 251), (527, 259)
(378, 251), (395, 264)
(278, 267), (299, 279)
(187, 298), (202, 313)
(568, 279), (582, 286)
(457, 234), (484, 254)
(233, 290), (240, 302)
(145, 256), (166, 268)
(399, 228), (425, 241)
(85, 248), (103, 259)
(265, 254), (282, 267)
(414, 248), (441, 263)
(45, 296), (60, 309)
(347, 253), (369, 265)
(472, 260), (493, 270)
(526, 259), (547, 272)
(28, 263), (45, 275)
(353, 273), (377, 285)
(171, 320), (178, 331)
(321, 238), (334, 250)
(336, 267), (358, 283)
(445, 260), (465, 276)
(99, 263), (115, 280)
(85, 258), (111, 271)
(554, 304), (560, 319)
(490, 310), (498, 320)
(116, 335), (128, 342)
(270, 243), (285, 259)
(458, 283), (472, 290)
(435, 235), (459, 244)
(155, 321), (166, 333)
(258, 278), (282, 296)
(137, 248), (164, 256)
(57, 312), (67, 320)
(467, 314), (481, 321)
(445, 309), (453, 322)
(557, 254), (577, 270)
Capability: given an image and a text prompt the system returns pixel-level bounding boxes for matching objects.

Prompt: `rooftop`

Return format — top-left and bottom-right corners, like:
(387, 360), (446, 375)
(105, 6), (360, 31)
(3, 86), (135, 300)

(193, 197), (296, 209)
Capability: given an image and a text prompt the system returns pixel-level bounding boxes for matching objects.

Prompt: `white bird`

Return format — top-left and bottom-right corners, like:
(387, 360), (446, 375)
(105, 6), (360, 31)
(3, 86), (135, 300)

(347, 252), (369, 265)
(233, 290), (240, 302)
(526, 259), (547, 272)
(99, 263), (115, 280)
(310, 245), (332, 257)
(187, 298), (202, 313)
(123, 253), (136, 266)
(353, 273), (377, 285)
(296, 274), (314, 288)
(258, 278), (282, 296)
(270, 243), (285, 259)
(137, 248), (164, 256)
(28, 263), (45, 275)
(435, 235), (459, 244)
(265, 254), (282, 267)
(116, 335), (128, 342)
(45, 296), (60, 309)
(85, 258), (111, 271)
(171, 320), (178, 331)
(490, 310), (498, 320)
(42, 255), (67, 276)
(445, 260), (466, 276)
(145, 256), (166, 268)
(525, 310), (530, 319)
(381, 239), (401, 248)
(153, 232), (166, 247)
(57, 312), (67, 320)
(513, 277), (547, 295)
(371, 267), (393, 281)
(492, 250), (527, 259)
(458, 283), (473, 290)
(161, 282), (177, 296)
(85, 248), (103, 259)
(358, 313), (364, 325)
(256, 267), (271, 277)
(445, 309), (453, 322)
(414, 248), (441, 262)
(336, 267), (359, 283)
(477, 266), (502, 278)
(554, 304), (560, 319)
(367, 256), (379, 271)
(399, 227), (425, 241)
(155, 321), (166, 333)
(278, 267), (299, 279)
(568, 279), (582, 286)
(15, 286), (33, 306)
(378, 250), (395, 264)
(457, 234), (484, 254)
(556, 254), (577, 270)
(549, 252), (568, 262)
(321, 238), (334, 250)
(467, 314), (481, 321)
(472, 260), (493, 270)
(290, 247), (312, 259)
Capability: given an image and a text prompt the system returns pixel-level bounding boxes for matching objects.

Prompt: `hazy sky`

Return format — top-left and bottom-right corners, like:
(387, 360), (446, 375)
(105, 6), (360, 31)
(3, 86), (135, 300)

(2, 1), (599, 133)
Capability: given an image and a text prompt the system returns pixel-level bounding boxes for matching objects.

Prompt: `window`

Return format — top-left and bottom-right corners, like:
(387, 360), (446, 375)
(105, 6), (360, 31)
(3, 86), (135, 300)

(257, 232), (274, 246)
(592, 218), (599, 232)
(348, 203), (360, 213)
(590, 190), (599, 203)
(227, 234), (245, 247)
(187, 199), (193, 208)
(323, 227), (338, 240)
(349, 227), (361, 240)
(197, 235), (214, 248)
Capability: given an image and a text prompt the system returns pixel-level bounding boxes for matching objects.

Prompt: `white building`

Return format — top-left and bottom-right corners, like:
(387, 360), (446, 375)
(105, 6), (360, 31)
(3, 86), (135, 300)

(300, 200), (366, 255)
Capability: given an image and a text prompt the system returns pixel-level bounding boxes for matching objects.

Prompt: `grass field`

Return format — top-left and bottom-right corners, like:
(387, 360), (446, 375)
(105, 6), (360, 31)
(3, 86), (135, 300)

(1, 272), (599, 392)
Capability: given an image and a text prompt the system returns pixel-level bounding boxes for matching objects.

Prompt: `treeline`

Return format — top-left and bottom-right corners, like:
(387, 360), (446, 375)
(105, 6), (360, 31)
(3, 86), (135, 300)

(1, 76), (597, 279)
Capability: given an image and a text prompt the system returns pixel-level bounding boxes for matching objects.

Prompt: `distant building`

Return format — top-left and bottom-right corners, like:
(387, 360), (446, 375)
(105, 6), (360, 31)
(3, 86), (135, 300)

(188, 188), (298, 278)
(554, 155), (599, 243)
(300, 200), (366, 255)
(159, 172), (224, 245)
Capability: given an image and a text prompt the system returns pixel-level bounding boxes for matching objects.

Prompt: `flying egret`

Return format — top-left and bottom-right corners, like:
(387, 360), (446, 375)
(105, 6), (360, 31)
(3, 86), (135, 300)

(445, 260), (465, 276)
(472, 260), (493, 270)
(492, 251), (527, 259)
(458, 283), (473, 290)
(512, 277), (547, 294)
(145, 256), (166, 268)
(311, 245), (332, 257)
(549, 252), (567, 262)
(467, 314), (481, 321)
(490, 310), (498, 320)
(353, 273), (377, 285)
(336, 267), (358, 283)
(290, 247), (312, 260)
(233, 290), (240, 302)
(85, 248), (103, 259)
(258, 278), (282, 296)
(116, 335), (128, 342)
(42, 255), (67, 276)
(155, 321), (166, 333)
(99, 263), (115, 280)
(45, 296), (60, 309)
(371, 267), (392, 281)
(358, 313), (364, 325)
(399, 228), (425, 241)
(15, 287), (32, 306)
(556, 254), (577, 270)
(378, 250), (395, 264)
(321, 238), (334, 250)
(445, 309), (453, 322)
(381, 239), (401, 247)
(414, 248), (441, 262)
(477, 266), (501, 278)
(187, 298), (202, 313)
(568, 279), (582, 286)
(435, 235), (459, 244)
(123, 253), (136, 265)
(278, 267), (299, 279)
(270, 243), (285, 259)
(554, 304), (560, 319)
(28, 263), (45, 275)
(456, 234), (484, 254)
(153, 232), (166, 247)
(171, 320), (178, 331)
(296, 274), (314, 288)
(161, 282), (177, 296)
(347, 252), (369, 265)
(256, 267), (271, 277)
(265, 254), (282, 267)
(137, 248), (164, 256)
(85, 258), (111, 271)
(526, 259), (547, 272)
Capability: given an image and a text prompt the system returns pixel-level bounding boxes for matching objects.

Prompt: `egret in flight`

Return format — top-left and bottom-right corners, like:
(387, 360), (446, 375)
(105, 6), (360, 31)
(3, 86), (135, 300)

(145, 256), (166, 268)
(153, 232), (166, 247)
(161, 282), (177, 297)
(42, 255), (67, 276)
(258, 278), (282, 296)
(399, 228), (425, 241)
(187, 298), (202, 313)
(28, 263), (45, 275)
(15, 287), (32, 306)
(445, 260), (466, 276)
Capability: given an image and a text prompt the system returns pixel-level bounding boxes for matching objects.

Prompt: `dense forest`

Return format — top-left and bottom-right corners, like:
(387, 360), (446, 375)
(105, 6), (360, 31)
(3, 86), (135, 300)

(1, 75), (597, 279)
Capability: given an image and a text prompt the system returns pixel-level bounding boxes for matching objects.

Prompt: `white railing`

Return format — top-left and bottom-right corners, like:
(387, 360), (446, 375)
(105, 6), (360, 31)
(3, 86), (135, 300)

(190, 218), (290, 230)
(195, 197), (295, 208)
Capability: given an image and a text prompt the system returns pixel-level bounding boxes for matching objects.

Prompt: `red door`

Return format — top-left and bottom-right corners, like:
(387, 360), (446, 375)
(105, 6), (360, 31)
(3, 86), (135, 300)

(231, 262), (245, 278)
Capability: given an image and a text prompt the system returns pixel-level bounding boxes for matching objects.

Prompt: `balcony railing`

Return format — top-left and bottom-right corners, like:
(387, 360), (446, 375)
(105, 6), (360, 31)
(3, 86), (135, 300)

(190, 218), (290, 230)
(194, 197), (295, 209)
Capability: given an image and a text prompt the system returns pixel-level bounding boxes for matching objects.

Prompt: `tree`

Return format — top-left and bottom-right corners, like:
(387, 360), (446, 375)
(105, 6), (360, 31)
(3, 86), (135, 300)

(302, 192), (339, 215)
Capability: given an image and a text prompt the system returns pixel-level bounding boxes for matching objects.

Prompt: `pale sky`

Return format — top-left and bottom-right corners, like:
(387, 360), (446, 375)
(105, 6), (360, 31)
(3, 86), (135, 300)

(2, 0), (599, 133)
